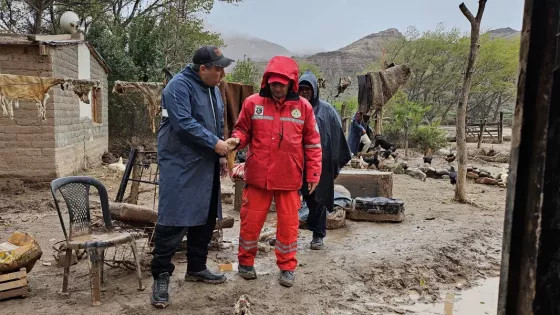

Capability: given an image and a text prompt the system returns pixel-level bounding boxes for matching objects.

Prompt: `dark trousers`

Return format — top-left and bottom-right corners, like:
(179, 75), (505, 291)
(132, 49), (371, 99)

(151, 162), (219, 278)
(303, 195), (327, 239)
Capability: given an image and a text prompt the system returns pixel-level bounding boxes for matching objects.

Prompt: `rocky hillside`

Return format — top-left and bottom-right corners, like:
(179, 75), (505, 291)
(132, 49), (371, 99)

(221, 33), (293, 62)
(486, 27), (521, 40)
(298, 29), (402, 81)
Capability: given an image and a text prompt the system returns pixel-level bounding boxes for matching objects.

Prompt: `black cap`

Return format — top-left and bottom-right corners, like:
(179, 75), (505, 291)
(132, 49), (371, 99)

(192, 45), (234, 68)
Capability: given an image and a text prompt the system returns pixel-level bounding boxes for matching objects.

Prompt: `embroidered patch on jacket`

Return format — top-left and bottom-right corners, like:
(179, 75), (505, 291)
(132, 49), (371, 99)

(291, 109), (301, 119)
(255, 105), (264, 116)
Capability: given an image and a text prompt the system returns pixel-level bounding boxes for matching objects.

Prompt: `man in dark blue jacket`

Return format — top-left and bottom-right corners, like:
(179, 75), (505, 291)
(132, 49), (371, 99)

(299, 71), (352, 249)
(151, 46), (234, 308)
(348, 111), (373, 155)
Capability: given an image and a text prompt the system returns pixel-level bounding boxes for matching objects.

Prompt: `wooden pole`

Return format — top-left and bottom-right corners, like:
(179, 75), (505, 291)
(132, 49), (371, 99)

(375, 109), (383, 135)
(477, 119), (487, 148)
(499, 111), (504, 143)
(455, 0), (487, 202)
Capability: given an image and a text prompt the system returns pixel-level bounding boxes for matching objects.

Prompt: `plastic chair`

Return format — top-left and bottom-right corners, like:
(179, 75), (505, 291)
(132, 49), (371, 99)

(50, 176), (144, 306)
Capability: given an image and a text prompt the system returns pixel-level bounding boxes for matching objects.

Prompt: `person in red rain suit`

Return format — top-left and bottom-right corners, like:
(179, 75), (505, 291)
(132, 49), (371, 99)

(226, 56), (322, 287)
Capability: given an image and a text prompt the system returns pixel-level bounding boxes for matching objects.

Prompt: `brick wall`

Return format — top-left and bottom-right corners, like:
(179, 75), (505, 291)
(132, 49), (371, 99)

(0, 45), (57, 179)
(51, 44), (108, 177)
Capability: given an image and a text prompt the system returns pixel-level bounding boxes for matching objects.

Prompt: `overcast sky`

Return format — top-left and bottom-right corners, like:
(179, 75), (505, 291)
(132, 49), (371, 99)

(206, 0), (524, 53)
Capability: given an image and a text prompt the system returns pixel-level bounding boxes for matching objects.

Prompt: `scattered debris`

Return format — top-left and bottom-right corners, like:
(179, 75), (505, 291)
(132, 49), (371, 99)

(0, 231), (42, 273)
(234, 294), (252, 315)
(406, 168), (427, 182)
(348, 197), (405, 222)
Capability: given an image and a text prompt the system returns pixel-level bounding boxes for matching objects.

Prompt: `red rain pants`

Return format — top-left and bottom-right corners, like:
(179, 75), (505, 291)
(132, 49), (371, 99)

(237, 185), (300, 271)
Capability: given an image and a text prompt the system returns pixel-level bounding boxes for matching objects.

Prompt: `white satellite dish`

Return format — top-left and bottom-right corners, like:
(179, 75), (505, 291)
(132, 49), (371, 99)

(60, 11), (80, 34)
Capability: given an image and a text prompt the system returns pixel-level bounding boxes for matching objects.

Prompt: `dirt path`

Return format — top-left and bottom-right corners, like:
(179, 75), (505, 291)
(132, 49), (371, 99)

(0, 143), (508, 314)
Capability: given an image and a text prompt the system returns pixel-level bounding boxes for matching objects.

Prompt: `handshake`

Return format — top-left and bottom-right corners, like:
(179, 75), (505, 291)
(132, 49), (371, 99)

(214, 138), (240, 156)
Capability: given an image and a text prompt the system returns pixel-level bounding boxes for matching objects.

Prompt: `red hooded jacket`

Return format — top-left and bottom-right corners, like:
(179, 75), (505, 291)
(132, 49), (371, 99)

(231, 56), (322, 190)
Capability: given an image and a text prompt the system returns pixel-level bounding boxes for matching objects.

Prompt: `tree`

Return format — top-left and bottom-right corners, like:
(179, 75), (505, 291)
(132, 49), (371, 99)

(297, 61), (323, 79)
(0, 0), (242, 34)
(225, 55), (261, 90)
(455, 0), (487, 202)
(370, 24), (519, 126)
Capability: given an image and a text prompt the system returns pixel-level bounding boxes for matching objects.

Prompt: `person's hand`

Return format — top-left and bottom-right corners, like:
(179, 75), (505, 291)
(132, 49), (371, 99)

(214, 139), (229, 156)
(308, 182), (318, 194)
(219, 157), (229, 177)
(225, 137), (240, 151)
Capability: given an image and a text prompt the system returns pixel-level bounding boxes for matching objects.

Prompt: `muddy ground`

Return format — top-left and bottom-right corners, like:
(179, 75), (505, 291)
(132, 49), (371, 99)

(0, 141), (510, 315)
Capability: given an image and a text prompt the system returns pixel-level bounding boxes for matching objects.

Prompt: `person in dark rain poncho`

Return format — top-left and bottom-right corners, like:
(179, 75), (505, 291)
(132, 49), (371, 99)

(298, 70), (352, 249)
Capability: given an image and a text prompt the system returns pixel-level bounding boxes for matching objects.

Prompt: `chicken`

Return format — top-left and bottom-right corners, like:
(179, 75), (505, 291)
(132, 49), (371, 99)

(382, 149), (392, 159)
(448, 166), (457, 185)
(362, 151), (380, 170)
(444, 152), (456, 163)
(423, 148), (433, 164)
(108, 157), (126, 173)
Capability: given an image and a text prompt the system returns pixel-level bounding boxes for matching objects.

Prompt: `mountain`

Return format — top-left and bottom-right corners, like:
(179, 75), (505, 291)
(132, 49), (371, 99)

(486, 27), (520, 40)
(296, 28), (403, 99)
(220, 33), (293, 62)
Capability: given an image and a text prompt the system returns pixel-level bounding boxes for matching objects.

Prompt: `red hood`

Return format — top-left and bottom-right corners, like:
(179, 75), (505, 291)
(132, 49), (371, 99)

(260, 56), (299, 93)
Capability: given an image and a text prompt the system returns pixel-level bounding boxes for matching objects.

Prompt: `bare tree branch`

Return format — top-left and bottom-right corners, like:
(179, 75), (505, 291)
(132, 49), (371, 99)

(459, 2), (475, 24)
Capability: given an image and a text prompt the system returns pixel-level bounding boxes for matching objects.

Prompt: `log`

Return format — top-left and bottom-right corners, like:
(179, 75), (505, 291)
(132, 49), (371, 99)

(109, 202), (157, 224)
(214, 216), (234, 230)
(335, 170), (393, 198)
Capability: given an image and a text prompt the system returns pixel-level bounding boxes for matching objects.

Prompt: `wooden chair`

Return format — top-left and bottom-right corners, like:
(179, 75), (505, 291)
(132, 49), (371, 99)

(50, 176), (144, 306)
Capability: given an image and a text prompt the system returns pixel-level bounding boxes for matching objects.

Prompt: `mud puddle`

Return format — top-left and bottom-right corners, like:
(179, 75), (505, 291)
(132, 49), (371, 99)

(406, 277), (499, 314)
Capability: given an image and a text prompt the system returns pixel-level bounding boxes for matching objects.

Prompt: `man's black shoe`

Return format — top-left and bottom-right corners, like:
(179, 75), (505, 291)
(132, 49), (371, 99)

(151, 272), (170, 308)
(185, 269), (227, 284)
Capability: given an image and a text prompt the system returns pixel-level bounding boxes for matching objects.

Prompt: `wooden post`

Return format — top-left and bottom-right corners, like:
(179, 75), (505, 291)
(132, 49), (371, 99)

(341, 101), (348, 133)
(478, 119), (487, 148)
(455, 0), (487, 202)
(404, 120), (409, 157)
(234, 180), (245, 212)
(499, 111), (504, 143)
(125, 146), (144, 205)
(375, 109), (383, 135)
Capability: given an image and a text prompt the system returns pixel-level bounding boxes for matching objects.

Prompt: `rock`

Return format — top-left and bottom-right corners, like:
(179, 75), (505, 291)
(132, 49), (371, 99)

(467, 172), (479, 179)
(476, 177), (499, 185)
(326, 206), (346, 229)
(478, 171), (491, 178)
(258, 243), (271, 253)
(435, 169), (450, 176)
(437, 148), (451, 156)
(222, 192), (234, 204)
(406, 168), (427, 182)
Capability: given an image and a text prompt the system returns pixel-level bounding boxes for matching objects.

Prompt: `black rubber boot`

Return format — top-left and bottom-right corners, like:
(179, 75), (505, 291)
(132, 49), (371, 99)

(310, 236), (325, 250)
(279, 270), (295, 287)
(238, 265), (257, 280)
(151, 272), (170, 308)
(185, 269), (226, 284)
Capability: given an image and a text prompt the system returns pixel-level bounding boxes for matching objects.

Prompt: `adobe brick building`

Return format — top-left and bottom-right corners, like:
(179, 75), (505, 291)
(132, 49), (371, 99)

(0, 34), (109, 180)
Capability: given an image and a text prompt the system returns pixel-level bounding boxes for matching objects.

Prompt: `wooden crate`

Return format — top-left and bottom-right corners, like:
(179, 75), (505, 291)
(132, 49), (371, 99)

(0, 268), (28, 301)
